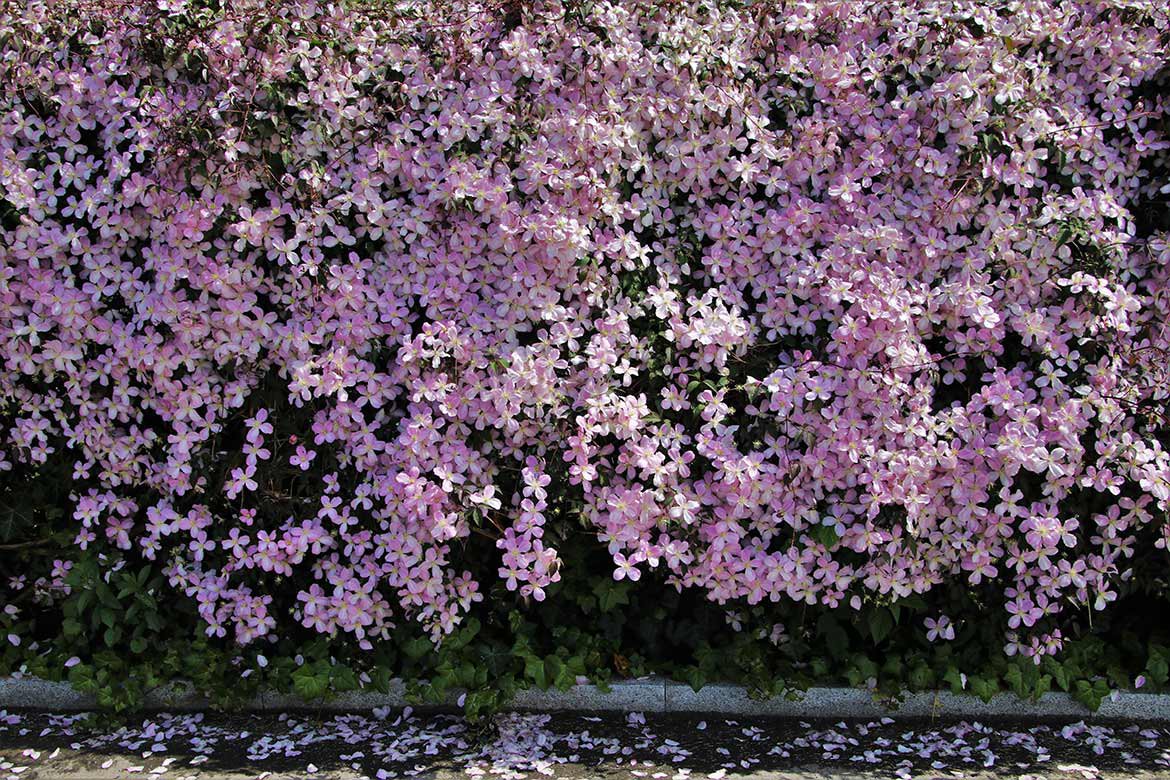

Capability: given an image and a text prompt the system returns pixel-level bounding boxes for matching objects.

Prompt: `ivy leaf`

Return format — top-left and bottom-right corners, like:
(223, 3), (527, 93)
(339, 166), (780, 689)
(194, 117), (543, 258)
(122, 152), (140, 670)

(1050, 663), (1071, 691)
(402, 637), (432, 661)
(444, 618), (480, 651)
(292, 668), (329, 700)
(1005, 664), (1025, 697)
(908, 663), (934, 690)
(686, 666), (706, 693)
(368, 666), (395, 694)
(546, 656), (573, 691)
(525, 655), (547, 689)
(331, 665), (359, 692)
(594, 580), (631, 613)
(1146, 647), (1169, 686)
(943, 666), (966, 693)
(1073, 678), (1110, 711)
(479, 643), (514, 676)
(565, 654), (587, 677)
(970, 677), (998, 703)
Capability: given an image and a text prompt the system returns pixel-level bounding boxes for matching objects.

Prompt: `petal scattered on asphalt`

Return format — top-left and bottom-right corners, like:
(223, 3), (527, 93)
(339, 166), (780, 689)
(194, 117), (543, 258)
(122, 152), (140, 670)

(1, 709), (1168, 779)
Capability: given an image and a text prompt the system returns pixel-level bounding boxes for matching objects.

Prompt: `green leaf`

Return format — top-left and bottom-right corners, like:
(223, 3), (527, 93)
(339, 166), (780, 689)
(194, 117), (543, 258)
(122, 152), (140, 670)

(547, 656), (574, 690)
(594, 580), (631, 613)
(1005, 665), (1024, 697)
(68, 664), (94, 690)
(908, 663), (934, 690)
(76, 590), (94, 614)
(463, 688), (495, 721)
(868, 610), (894, 645)
(96, 582), (120, 610)
(1147, 648), (1169, 686)
(1073, 678), (1110, 711)
(970, 677), (998, 703)
(368, 666), (395, 694)
(817, 614), (848, 659)
(479, 642), (514, 676)
(402, 637), (432, 661)
(445, 618), (481, 651)
(525, 655), (547, 689)
(809, 524), (840, 547)
(565, 654), (587, 676)
(331, 665), (359, 692)
(292, 668), (330, 700)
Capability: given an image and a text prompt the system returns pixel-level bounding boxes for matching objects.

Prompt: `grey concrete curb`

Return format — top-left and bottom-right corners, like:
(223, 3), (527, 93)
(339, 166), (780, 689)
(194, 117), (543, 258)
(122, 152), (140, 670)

(3, 675), (1169, 720)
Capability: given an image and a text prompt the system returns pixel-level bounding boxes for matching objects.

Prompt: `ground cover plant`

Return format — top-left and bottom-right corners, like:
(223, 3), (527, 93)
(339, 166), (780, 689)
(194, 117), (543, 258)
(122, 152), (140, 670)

(0, 0), (1169, 715)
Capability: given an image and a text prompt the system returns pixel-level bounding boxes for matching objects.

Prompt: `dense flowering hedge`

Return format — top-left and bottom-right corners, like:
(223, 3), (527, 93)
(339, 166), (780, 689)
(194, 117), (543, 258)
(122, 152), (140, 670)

(1, 0), (1169, 710)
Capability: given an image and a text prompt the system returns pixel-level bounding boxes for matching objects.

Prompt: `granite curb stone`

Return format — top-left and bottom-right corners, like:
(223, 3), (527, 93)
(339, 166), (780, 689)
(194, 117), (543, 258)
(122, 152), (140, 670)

(3, 676), (1169, 719)
(663, 683), (1098, 719)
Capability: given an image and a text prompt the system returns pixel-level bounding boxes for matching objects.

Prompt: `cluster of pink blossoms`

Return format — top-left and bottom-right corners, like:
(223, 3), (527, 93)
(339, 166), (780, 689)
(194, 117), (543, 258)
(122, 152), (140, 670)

(1, 0), (1168, 659)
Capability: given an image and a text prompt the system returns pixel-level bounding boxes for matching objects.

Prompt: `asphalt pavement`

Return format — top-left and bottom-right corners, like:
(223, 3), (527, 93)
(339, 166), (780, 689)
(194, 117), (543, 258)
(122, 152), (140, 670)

(4, 709), (1170, 779)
